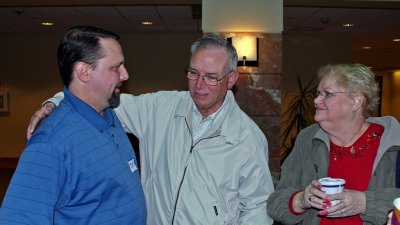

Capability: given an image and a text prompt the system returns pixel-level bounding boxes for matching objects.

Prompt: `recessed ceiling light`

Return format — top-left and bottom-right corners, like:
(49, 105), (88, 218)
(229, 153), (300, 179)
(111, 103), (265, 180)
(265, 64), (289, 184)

(141, 21), (153, 25)
(342, 23), (354, 27)
(362, 46), (371, 49)
(393, 38), (400, 42)
(41, 22), (54, 26)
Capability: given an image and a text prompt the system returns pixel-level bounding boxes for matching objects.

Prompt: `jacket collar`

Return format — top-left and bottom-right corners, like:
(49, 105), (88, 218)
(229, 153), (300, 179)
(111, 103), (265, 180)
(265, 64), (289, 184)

(313, 116), (400, 150)
(174, 91), (241, 144)
(313, 116), (400, 171)
(366, 116), (400, 149)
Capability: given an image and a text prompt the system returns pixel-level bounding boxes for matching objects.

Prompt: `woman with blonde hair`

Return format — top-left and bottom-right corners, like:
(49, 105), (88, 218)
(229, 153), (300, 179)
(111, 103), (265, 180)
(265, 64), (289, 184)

(268, 63), (400, 225)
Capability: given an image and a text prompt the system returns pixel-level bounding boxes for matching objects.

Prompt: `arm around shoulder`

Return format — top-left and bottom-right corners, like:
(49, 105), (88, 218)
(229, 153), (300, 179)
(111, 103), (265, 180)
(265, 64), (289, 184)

(45, 91), (64, 106)
(27, 91), (64, 139)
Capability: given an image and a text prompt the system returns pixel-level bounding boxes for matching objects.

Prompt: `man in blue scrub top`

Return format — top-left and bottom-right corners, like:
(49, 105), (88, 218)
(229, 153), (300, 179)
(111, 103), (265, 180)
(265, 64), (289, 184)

(0, 26), (146, 225)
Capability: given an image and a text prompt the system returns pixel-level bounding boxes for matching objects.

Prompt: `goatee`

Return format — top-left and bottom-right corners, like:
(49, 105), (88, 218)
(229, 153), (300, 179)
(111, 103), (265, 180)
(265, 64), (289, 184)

(109, 92), (120, 108)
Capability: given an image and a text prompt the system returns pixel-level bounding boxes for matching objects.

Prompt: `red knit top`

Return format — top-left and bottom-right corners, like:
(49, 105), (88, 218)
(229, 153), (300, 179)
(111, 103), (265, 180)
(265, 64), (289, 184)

(320, 123), (384, 225)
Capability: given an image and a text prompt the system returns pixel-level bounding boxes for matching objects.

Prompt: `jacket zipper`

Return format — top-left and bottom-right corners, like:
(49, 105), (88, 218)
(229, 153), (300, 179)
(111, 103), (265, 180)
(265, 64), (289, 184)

(171, 119), (194, 224)
(171, 118), (221, 224)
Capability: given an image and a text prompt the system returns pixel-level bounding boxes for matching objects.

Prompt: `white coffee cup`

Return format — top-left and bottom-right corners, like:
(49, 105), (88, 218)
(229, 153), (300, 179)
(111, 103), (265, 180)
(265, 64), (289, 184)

(391, 198), (400, 225)
(318, 177), (346, 206)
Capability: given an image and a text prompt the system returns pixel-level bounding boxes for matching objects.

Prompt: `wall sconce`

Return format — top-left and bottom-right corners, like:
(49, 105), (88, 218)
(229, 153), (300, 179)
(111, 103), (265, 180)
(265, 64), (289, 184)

(229, 36), (259, 67)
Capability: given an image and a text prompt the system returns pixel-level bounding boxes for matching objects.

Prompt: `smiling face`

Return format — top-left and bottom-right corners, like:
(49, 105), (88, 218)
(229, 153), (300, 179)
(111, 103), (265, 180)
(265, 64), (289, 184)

(86, 38), (128, 112)
(314, 76), (356, 132)
(188, 47), (238, 118)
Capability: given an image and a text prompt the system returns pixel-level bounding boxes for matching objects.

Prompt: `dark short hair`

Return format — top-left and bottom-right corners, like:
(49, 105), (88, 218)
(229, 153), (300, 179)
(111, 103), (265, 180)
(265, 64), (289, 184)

(57, 26), (120, 87)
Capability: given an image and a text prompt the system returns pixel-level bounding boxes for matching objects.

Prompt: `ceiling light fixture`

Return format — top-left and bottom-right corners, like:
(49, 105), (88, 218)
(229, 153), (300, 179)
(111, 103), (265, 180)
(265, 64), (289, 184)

(362, 46), (371, 49)
(393, 39), (400, 42)
(342, 23), (354, 27)
(141, 21), (153, 25)
(41, 22), (54, 26)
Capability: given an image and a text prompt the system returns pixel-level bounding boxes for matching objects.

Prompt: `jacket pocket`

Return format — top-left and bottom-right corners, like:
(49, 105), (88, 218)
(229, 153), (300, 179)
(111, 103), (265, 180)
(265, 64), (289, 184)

(210, 202), (237, 225)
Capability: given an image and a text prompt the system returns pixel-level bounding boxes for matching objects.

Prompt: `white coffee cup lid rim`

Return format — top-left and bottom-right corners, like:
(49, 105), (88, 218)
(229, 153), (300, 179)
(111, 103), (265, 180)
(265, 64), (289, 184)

(394, 197), (400, 208)
(319, 177), (346, 184)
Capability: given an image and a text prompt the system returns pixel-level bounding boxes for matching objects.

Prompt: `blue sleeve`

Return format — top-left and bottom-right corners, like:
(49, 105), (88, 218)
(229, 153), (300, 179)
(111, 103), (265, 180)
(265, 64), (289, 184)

(0, 143), (65, 225)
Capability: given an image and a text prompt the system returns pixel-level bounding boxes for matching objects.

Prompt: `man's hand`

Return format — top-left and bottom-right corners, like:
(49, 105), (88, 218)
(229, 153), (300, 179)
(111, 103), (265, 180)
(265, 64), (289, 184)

(26, 102), (56, 140)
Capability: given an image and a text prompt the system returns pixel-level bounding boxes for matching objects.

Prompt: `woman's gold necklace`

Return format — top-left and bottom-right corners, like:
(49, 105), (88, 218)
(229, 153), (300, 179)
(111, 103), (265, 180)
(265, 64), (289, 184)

(332, 124), (365, 161)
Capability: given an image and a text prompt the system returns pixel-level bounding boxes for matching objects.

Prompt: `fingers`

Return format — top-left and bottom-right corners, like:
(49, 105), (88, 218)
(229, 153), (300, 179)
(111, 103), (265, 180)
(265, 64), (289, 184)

(303, 180), (329, 210)
(320, 202), (346, 218)
(311, 179), (322, 188)
(27, 109), (44, 140)
(26, 102), (56, 140)
(318, 190), (366, 218)
(302, 184), (314, 208)
(43, 102), (56, 116)
(309, 181), (328, 199)
(318, 191), (347, 217)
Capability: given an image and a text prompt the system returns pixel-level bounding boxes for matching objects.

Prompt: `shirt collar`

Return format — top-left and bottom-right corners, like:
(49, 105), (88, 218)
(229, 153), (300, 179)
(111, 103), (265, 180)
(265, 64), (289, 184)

(192, 91), (231, 125)
(63, 87), (115, 132)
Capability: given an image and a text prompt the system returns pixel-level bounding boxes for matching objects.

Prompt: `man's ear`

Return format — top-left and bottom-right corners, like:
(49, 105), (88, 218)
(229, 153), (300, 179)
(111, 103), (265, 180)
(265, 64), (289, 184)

(74, 62), (91, 83)
(227, 71), (239, 90)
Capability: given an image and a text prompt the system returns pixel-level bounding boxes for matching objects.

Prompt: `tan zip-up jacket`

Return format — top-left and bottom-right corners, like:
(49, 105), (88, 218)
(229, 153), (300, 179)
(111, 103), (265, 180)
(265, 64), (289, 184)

(116, 91), (275, 225)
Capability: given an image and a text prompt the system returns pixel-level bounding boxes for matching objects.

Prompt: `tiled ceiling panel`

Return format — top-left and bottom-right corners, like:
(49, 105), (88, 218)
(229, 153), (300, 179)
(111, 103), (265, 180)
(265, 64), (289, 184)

(1, 3), (400, 69)
(74, 6), (136, 33)
(0, 5), (201, 35)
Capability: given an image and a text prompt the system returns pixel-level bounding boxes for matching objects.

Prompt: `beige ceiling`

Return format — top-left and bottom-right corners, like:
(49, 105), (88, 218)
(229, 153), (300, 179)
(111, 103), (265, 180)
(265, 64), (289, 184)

(284, 0), (400, 69)
(1, 0), (400, 68)
(0, 5), (202, 34)
(285, 1), (400, 51)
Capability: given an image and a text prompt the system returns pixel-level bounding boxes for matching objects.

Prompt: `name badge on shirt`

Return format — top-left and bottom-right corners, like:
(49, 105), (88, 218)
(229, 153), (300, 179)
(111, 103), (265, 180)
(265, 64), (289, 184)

(128, 158), (138, 173)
